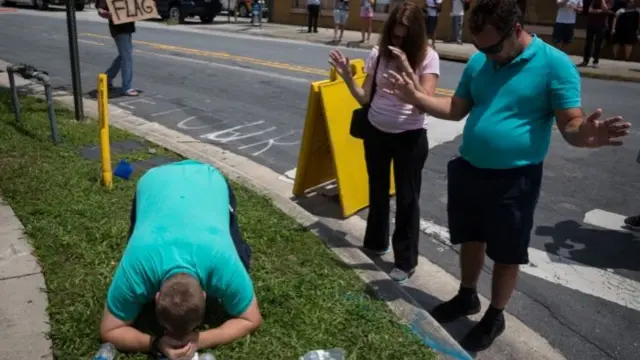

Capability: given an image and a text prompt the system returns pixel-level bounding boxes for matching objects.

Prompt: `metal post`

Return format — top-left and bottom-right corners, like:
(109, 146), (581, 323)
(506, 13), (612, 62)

(7, 67), (22, 126)
(44, 83), (60, 144)
(65, 0), (84, 121)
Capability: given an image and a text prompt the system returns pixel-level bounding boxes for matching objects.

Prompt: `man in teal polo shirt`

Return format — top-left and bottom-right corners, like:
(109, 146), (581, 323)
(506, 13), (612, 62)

(99, 160), (262, 360)
(382, 0), (630, 352)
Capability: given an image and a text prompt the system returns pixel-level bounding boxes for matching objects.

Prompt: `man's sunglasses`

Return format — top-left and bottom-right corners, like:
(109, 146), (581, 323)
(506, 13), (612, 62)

(474, 27), (515, 55)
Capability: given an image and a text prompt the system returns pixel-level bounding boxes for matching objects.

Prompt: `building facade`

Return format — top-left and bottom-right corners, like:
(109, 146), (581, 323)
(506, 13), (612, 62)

(273, 0), (639, 62)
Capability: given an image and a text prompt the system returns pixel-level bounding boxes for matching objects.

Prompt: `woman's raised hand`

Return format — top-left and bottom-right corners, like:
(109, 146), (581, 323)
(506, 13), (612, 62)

(329, 49), (351, 79)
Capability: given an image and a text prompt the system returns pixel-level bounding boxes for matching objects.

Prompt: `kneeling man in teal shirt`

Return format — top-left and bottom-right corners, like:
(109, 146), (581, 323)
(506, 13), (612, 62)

(99, 160), (262, 359)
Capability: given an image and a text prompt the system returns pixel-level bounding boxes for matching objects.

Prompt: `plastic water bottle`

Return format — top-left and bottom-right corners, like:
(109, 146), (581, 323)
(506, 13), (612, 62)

(200, 354), (216, 360)
(93, 343), (117, 360)
(300, 348), (346, 360)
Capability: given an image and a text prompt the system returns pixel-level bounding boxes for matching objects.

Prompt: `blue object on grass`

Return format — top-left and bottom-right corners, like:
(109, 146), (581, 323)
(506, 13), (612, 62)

(114, 159), (133, 180)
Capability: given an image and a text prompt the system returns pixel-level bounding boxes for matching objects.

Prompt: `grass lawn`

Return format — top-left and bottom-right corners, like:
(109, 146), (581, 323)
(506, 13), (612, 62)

(0, 91), (435, 360)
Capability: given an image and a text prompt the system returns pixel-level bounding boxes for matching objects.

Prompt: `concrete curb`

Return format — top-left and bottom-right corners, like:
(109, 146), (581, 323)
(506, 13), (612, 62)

(0, 197), (53, 360)
(206, 26), (640, 83)
(0, 60), (471, 360)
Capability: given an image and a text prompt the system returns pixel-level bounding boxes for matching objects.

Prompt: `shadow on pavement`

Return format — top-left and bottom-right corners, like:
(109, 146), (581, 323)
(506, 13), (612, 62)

(536, 220), (640, 272)
(292, 184), (346, 221)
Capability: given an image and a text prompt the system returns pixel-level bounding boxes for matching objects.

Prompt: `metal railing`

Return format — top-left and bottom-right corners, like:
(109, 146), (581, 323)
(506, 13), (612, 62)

(7, 64), (60, 144)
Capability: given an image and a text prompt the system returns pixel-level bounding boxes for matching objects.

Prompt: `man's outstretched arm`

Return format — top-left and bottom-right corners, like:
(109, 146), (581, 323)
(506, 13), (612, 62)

(197, 296), (262, 349)
(99, 307), (152, 352)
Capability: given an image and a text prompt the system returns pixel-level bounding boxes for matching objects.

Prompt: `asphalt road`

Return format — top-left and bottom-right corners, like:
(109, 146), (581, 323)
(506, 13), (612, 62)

(1, 7), (639, 360)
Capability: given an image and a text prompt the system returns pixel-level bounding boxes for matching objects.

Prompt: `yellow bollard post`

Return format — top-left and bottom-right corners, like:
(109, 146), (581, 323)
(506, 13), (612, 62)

(97, 74), (113, 189)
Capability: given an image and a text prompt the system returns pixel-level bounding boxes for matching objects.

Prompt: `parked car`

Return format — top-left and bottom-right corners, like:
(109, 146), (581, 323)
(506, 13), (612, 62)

(155, 0), (223, 24)
(1, 0), (85, 11)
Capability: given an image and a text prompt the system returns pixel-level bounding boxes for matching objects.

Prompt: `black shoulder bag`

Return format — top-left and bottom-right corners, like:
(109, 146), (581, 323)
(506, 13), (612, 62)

(349, 54), (381, 139)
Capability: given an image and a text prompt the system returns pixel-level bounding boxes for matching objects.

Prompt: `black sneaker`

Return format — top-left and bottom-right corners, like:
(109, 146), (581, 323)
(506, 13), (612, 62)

(430, 287), (481, 323)
(461, 308), (506, 352)
(624, 215), (640, 231)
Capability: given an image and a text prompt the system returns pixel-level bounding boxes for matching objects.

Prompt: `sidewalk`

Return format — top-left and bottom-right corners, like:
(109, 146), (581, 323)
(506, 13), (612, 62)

(0, 198), (52, 360)
(194, 19), (640, 83)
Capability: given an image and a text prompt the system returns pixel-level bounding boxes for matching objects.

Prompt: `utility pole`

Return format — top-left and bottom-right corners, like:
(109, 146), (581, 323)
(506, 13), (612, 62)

(65, 0), (84, 121)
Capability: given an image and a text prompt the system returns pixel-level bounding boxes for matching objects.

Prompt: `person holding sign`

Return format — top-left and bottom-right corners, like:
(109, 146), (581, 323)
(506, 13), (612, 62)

(99, 160), (262, 359)
(97, 0), (140, 96)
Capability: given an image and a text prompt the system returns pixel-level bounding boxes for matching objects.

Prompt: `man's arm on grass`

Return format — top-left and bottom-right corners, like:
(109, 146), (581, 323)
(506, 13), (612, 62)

(198, 263), (262, 349)
(99, 307), (152, 352)
(197, 296), (262, 349)
(99, 263), (150, 352)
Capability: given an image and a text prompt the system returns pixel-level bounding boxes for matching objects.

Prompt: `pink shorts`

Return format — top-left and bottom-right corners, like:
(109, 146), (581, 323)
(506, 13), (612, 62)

(360, 7), (374, 18)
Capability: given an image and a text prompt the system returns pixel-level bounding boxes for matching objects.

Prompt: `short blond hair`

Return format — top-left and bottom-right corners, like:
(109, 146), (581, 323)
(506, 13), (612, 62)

(156, 273), (205, 338)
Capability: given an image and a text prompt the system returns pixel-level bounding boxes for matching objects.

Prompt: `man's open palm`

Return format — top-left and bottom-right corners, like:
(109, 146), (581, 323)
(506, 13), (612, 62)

(582, 109), (631, 148)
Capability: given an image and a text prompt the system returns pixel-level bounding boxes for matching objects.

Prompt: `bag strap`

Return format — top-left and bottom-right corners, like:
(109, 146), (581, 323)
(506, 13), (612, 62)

(369, 51), (382, 103)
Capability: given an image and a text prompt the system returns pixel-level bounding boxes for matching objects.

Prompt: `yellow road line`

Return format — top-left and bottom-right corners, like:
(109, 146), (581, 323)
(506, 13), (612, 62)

(84, 33), (455, 96)
(79, 39), (104, 46)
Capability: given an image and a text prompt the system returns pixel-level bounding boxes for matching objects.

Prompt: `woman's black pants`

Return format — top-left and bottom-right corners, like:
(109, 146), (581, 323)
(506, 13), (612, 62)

(362, 120), (428, 272)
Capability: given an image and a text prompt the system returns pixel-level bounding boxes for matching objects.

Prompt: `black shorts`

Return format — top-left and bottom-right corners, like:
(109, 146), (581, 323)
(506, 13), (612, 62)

(426, 15), (439, 36)
(127, 179), (252, 271)
(611, 31), (638, 45)
(552, 22), (575, 44)
(446, 157), (542, 265)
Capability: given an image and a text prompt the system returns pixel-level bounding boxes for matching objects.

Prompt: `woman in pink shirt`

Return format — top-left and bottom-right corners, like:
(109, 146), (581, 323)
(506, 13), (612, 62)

(329, 1), (440, 284)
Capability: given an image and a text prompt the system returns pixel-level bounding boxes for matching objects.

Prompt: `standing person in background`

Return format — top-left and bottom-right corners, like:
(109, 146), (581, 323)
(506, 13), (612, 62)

(553, 0), (583, 50)
(381, 0), (629, 351)
(328, 1), (440, 284)
(610, 0), (639, 61)
(517, 0), (527, 22)
(425, 0), (443, 48)
(96, 0), (139, 97)
(579, 0), (609, 68)
(308, 0), (321, 33)
(333, 0), (350, 42)
(605, 0), (626, 42)
(360, 0), (375, 43)
(448, 0), (468, 44)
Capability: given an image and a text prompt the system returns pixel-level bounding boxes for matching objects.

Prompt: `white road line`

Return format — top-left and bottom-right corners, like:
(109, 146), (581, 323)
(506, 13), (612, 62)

(583, 209), (634, 233)
(418, 218), (640, 313)
(427, 116), (466, 148)
(278, 168), (297, 184)
(150, 108), (185, 117)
